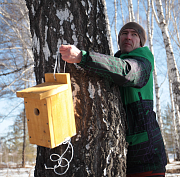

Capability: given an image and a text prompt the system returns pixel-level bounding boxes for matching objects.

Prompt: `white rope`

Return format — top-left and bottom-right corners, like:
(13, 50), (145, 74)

(54, 52), (61, 80)
(54, 52), (67, 80)
(44, 138), (74, 175)
(64, 61), (67, 73)
(57, 53), (61, 73)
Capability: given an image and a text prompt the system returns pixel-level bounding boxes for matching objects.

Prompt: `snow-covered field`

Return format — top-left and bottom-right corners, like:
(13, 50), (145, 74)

(0, 163), (180, 177)
(0, 154), (179, 177)
(0, 166), (34, 177)
(166, 161), (180, 176)
(166, 154), (180, 176)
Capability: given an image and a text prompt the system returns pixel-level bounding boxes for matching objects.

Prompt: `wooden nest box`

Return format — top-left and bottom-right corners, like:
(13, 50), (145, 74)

(16, 73), (76, 148)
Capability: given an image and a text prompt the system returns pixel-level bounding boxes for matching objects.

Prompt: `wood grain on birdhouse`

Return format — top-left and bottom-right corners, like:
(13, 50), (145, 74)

(16, 73), (76, 148)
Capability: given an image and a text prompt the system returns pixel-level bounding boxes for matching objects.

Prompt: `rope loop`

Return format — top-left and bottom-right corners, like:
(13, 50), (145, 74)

(44, 138), (74, 175)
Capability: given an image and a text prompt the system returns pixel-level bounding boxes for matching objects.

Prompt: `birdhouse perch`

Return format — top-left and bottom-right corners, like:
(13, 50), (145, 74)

(16, 73), (76, 148)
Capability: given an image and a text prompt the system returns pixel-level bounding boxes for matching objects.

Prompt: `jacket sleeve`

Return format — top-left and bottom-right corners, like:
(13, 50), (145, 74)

(78, 51), (152, 88)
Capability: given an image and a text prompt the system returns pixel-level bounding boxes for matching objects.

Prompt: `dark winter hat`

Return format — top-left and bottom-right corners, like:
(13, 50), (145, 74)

(118, 22), (147, 47)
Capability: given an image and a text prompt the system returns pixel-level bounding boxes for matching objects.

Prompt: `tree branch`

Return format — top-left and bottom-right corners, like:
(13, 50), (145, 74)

(0, 62), (34, 76)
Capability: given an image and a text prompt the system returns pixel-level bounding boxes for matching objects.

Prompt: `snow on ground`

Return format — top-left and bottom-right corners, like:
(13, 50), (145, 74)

(0, 154), (180, 176)
(166, 161), (180, 171)
(166, 154), (180, 176)
(0, 166), (34, 177)
(166, 161), (180, 176)
(0, 164), (180, 176)
(166, 174), (180, 177)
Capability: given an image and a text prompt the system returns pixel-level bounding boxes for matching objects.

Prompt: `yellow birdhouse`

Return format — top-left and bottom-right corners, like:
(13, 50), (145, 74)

(16, 73), (76, 148)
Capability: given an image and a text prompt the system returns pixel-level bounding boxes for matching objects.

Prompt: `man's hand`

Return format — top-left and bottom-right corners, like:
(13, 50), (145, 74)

(59, 45), (82, 63)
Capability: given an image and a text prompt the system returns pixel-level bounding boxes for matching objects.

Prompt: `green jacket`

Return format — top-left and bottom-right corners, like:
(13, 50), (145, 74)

(78, 47), (167, 174)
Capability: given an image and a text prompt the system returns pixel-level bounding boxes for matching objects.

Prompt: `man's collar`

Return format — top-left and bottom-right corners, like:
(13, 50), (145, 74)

(114, 50), (121, 57)
(114, 50), (130, 57)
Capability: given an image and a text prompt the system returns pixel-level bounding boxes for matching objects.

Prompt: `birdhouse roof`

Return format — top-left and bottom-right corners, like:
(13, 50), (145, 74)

(16, 82), (68, 100)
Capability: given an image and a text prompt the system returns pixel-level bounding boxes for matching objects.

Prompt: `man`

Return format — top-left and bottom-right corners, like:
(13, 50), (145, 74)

(59, 22), (167, 177)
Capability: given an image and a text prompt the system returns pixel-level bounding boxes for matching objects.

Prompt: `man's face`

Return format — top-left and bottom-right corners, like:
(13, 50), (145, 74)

(119, 29), (141, 54)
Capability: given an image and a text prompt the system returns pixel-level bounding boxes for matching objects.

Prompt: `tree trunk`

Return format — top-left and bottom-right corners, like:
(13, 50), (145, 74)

(22, 107), (26, 167)
(153, 0), (180, 117)
(146, 0), (169, 162)
(25, 0), (127, 176)
(114, 0), (119, 49)
(169, 78), (180, 161)
(128, 0), (135, 22)
(120, 0), (125, 25)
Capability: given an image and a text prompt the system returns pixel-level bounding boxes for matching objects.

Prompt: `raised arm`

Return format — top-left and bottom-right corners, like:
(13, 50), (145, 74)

(59, 45), (153, 88)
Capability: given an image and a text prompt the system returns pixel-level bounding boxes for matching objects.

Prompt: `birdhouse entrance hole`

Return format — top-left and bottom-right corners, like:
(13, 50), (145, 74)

(34, 108), (40, 116)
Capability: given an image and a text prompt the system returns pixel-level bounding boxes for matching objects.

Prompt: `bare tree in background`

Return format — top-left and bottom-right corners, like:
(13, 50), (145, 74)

(0, 0), (34, 97)
(114, 0), (119, 48)
(128, 0), (135, 22)
(137, 0), (140, 23)
(152, 0), (180, 160)
(168, 77), (180, 160)
(152, 0), (180, 123)
(0, 0), (34, 167)
(120, 0), (125, 25)
(25, 0), (127, 176)
(140, 0), (169, 163)
(168, 1), (180, 160)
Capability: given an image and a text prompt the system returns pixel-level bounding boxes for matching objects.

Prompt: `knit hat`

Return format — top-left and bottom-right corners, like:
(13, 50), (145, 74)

(118, 22), (147, 47)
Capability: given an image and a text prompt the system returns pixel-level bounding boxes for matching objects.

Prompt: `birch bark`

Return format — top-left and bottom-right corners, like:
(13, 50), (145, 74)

(137, 0), (140, 23)
(25, 0), (127, 176)
(114, 0), (119, 49)
(169, 77), (180, 160)
(169, 3), (180, 147)
(174, 102), (180, 160)
(128, 0), (135, 22)
(146, 0), (169, 162)
(120, 0), (125, 25)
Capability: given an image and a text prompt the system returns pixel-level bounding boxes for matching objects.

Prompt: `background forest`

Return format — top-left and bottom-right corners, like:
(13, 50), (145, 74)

(0, 0), (180, 168)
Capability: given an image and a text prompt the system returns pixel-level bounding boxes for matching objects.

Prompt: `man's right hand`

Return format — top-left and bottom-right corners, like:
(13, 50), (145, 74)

(59, 45), (82, 63)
